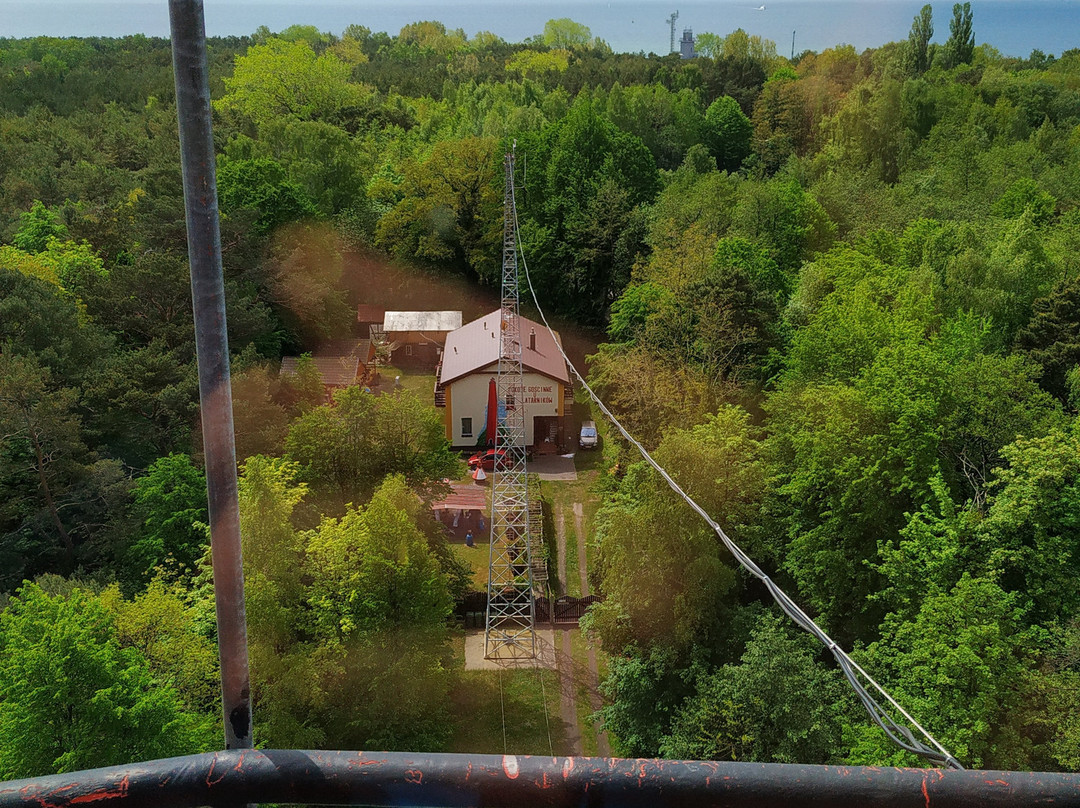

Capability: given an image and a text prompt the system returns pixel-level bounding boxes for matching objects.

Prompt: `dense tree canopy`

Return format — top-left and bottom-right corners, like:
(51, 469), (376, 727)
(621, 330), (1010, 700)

(2, 14), (1080, 775)
(0, 584), (213, 778)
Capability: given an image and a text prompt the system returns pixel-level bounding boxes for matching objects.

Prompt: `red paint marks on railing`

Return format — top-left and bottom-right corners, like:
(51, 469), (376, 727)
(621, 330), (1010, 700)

(403, 770), (423, 785)
(21, 784), (67, 808)
(347, 755), (382, 768)
(68, 773), (128, 803)
(205, 758), (225, 788)
(502, 756), (519, 780)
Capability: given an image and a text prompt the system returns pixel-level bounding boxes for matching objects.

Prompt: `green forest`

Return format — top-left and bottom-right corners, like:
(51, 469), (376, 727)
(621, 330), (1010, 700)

(2, 3), (1080, 777)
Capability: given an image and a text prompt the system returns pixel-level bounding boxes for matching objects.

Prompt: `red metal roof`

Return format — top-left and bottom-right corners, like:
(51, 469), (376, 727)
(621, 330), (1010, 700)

(431, 482), (487, 511)
(439, 311), (570, 386)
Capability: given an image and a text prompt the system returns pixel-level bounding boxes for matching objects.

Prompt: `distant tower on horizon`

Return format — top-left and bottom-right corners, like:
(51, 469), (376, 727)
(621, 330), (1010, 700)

(666, 10), (679, 54)
(680, 27), (696, 59)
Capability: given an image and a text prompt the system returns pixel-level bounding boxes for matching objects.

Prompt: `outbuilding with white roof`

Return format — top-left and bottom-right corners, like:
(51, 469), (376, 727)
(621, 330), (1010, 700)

(382, 310), (462, 368)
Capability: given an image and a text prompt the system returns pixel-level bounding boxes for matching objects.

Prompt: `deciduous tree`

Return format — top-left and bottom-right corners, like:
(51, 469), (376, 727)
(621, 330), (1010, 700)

(125, 454), (208, 582)
(305, 475), (452, 640)
(853, 575), (1031, 769)
(542, 18), (592, 50)
(661, 612), (848, 763)
(215, 37), (371, 129)
(519, 96), (659, 323)
(0, 584), (211, 779)
(704, 96), (752, 172)
(217, 156), (317, 236)
(286, 387), (460, 507)
(977, 424), (1080, 623)
(375, 137), (500, 279)
(11, 200), (67, 253)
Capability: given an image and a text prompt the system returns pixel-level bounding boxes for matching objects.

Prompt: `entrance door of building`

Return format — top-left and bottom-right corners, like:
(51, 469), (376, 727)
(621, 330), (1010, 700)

(533, 416), (561, 455)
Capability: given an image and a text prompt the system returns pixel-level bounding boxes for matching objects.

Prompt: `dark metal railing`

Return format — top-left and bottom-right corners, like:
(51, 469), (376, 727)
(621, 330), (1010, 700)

(2, 749), (1078, 808)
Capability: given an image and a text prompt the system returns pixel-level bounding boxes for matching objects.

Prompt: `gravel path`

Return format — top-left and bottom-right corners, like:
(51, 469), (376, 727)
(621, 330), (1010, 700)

(555, 502), (567, 596)
(573, 501), (588, 596)
(572, 500), (611, 755)
(558, 629), (583, 754)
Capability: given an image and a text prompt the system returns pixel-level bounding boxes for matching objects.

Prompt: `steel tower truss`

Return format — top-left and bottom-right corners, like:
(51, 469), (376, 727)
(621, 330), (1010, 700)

(484, 148), (536, 660)
(667, 10), (679, 54)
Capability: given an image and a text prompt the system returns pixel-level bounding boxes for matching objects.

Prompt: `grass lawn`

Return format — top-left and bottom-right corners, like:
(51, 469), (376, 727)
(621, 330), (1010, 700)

(582, 496), (602, 592)
(452, 540), (490, 591)
(570, 629), (600, 756)
(571, 445), (606, 474)
(447, 633), (566, 755)
(541, 461), (604, 597)
(377, 364), (436, 399)
(564, 516), (581, 597)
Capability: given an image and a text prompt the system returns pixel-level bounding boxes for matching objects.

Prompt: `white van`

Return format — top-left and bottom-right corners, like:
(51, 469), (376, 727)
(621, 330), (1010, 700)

(579, 421), (598, 449)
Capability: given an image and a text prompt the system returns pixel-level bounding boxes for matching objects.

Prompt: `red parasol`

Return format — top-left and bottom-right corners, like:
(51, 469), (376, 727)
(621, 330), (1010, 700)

(486, 377), (498, 447)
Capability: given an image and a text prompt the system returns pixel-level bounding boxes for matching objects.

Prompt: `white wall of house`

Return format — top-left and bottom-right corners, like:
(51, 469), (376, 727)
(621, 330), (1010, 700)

(447, 364), (562, 446)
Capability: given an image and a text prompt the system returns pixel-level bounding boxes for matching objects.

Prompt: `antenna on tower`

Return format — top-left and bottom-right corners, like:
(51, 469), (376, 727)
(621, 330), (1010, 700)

(791, 29), (796, 60)
(666, 10), (679, 54)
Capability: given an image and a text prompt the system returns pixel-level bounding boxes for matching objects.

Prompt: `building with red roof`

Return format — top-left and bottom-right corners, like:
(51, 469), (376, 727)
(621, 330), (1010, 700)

(436, 310), (571, 452)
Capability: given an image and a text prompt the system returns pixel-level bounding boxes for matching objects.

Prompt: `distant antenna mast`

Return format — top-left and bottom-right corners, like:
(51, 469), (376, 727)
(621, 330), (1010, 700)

(484, 145), (536, 661)
(791, 29), (796, 60)
(667, 10), (679, 54)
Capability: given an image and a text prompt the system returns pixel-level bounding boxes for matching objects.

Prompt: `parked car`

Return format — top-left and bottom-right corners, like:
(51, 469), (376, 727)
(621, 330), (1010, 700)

(579, 421), (598, 449)
(468, 448), (509, 471)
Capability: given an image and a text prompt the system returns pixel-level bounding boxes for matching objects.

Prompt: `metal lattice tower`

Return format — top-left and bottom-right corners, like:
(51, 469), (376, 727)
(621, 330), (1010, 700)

(667, 10), (679, 54)
(484, 147), (536, 660)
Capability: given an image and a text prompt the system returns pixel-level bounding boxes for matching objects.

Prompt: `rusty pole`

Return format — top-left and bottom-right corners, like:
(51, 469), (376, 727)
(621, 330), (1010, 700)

(168, 0), (252, 750)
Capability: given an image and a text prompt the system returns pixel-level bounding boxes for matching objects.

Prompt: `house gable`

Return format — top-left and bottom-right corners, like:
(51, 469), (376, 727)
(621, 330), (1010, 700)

(439, 310), (569, 387)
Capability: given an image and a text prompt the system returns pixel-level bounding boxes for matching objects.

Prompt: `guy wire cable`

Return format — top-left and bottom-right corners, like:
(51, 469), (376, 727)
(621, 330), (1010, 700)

(537, 663), (554, 757)
(507, 170), (963, 770)
(498, 666), (508, 755)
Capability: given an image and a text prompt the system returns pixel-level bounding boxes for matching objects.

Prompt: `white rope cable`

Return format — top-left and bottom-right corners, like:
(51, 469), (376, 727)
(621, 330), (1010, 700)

(498, 666), (508, 755)
(508, 171), (963, 770)
(537, 664), (554, 757)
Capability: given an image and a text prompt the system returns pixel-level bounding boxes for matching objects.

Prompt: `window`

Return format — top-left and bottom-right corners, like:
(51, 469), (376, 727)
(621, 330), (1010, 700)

(405, 344), (414, 356)
(461, 417), (473, 437)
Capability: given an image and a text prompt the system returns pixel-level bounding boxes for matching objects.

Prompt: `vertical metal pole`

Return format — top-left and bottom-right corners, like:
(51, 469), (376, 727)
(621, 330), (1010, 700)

(169, 0), (253, 751)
